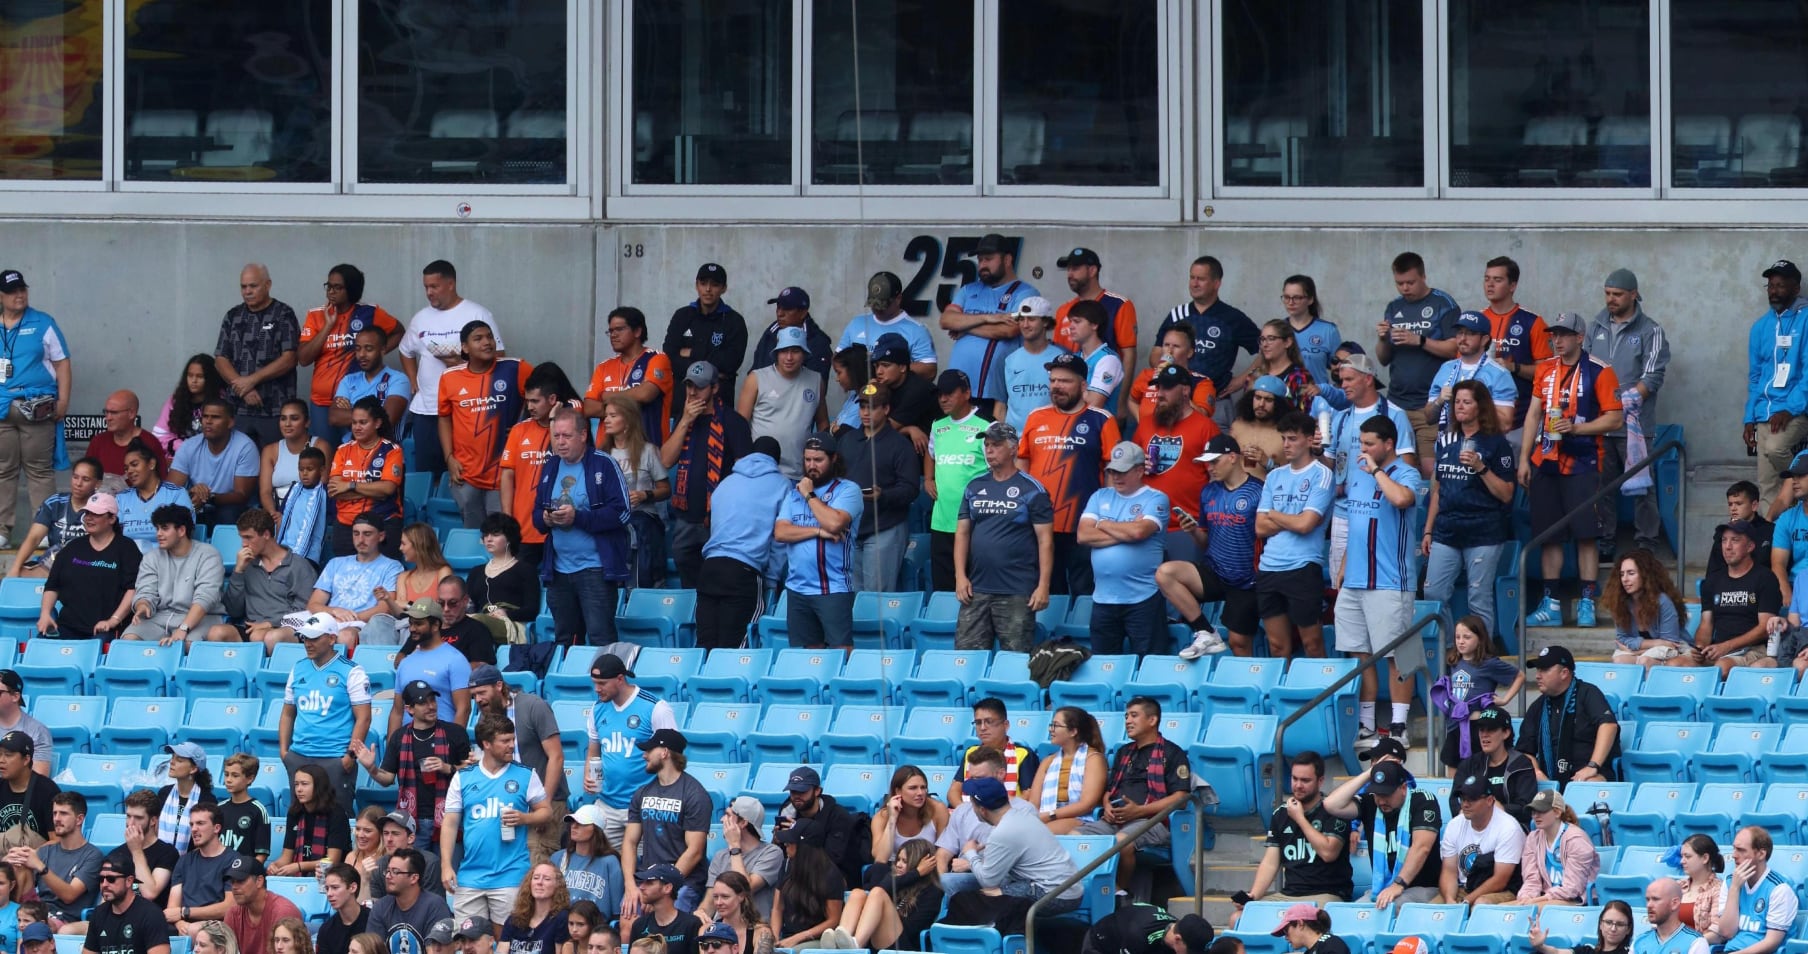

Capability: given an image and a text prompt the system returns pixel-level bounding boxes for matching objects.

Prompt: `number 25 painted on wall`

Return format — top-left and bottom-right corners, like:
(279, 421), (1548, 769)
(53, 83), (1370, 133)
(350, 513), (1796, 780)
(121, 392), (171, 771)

(899, 235), (1026, 318)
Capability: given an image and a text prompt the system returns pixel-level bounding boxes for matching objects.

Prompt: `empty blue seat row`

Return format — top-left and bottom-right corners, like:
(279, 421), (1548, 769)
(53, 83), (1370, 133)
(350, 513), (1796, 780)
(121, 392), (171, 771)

(1576, 663), (1805, 723)
(1620, 721), (1808, 784)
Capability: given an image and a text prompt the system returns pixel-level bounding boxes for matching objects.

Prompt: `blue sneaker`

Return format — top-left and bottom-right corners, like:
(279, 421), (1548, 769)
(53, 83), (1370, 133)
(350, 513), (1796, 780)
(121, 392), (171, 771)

(1526, 597), (1563, 627)
(1576, 597), (1597, 628)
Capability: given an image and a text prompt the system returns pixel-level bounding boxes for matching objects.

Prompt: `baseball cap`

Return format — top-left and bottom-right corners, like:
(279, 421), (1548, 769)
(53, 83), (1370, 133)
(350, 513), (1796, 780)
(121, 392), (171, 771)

(768, 287), (810, 310)
(1529, 790), (1567, 815)
(0, 670), (22, 696)
(1358, 737), (1408, 763)
(936, 369), (972, 394)
(163, 741), (205, 762)
(1013, 296), (1056, 320)
(0, 271), (26, 293)
(1604, 267), (1639, 292)
(1454, 311), (1490, 334)
(468, 663), (506, 688)
(452, 918), (489, 941)
(19, 923), (53, 945)
(635, 728), (688, 753)
(1725, 519), (1763, 542)
(0, 731), (34, 757)
(684, 360), (720, 388)
(1784, 450), (1808, 477)
(965, 776), (1010, 810)
(696, 263), (727, 284)
(802, 432), (835, 454)
(403, 599), (443, 621)
(773, 818), (817, 844)
(1045, 352), (1087, 376)
(426, 919), (459, 946)
(1366, 762), (1411, 796)
(566, 804), (608, 828)
(1194, 434), (1241, 463)
(698, 922), (740, 948)
(1057, 247), (1101, 268)
(1342, 353), (1383, 380)
(974, 233), (1008, 255)
(787, 766), (822, 792)
(224, 855), (267, 882)
(1251, 375), (1289, 398)
(1105, 441), (1146, 473)
(1453, 774), (1492, 801)
(1173, 915), (1215, 954)
(872, 333), (911, 366)
(728, 795), (765, 829)
(635, 863), (684, 886)
(984, 421), (1019, 444)
(80, 493), (119, 516)
(294, 613), (336, 641)
(773, 325), (808, 352)
(1765, 260), (1803, 281)
(97, 857), (131, 880)
(381, 811), (418, 835)
(401, 680), (438, 706)
(590, 654), (634, 680)
(866, 272), (903, 309)
(1473, 705), (1513, 733)
(1529, 645), (1576, 671)
(1545, 311), (1586, 335)
(1271, 902), (1323, 936)
(1153, 364), (1192, 390)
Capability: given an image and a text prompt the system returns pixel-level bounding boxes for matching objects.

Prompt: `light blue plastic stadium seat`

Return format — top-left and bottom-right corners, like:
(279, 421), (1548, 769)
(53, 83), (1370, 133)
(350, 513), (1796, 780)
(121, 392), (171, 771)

(1698, 722), (1784, 784)
(759, 648), (844, 705)
(974, 652), (1039, 712)
(1011, 710), (1053, 760)
(1611, 782), (1696, 847)
(1125, 654), (1211, 715)
(746, 704), (833, 765)
(819, 706), (903, 763)
(1445, 904), (1535, 954)
(851, 592), (926, 650)
(1191, 713), (1278, 818)
(542, 646), (604, 700)
(1271, 657), (1363, 773)
(175, 642), (263, 698)
(1744, 784), (1808, 845)
(247, 696), (289, 759)
(822, 763), (892, 814)
(892, 706), (975, 765)
(357, 645), (401, 695)
(0, 578), (46, 641)
(266, 876), (331, 922)
(1032, 594), (1071, 642)
(1762, 724), (1808, 784)
(442, 528), (485, 572)
(1051, 596), (1094, 643)
(1195, 656), (1284, 717)
(1706, 668), (1794, 723)
(1374, 903), (1470, 954)
(253, 643), (309, 698)
(179, 698), (258, 754)
(753, 591), (788, 649)
(1675, 783), (1762, 845)
(94, 641), (184, 698)
(908, 591), (963, 652)
(1323, 903), (1391, 954)
(825, 649), (915, 707)
(1765, 845), (1808, 902)
(1225, 901), (1294, 954)
(87, 812), (128, 847)
(549, 700), (593, 766)
(1624, 666), (1715, 722)
(0, 637), (18, 668)
(689, 648), (775, 703)
(927, 924), (1004, 954)
(1573, 662), (1645, 720)
(1167, 807), (1215, 898)
(34, 694), (106, 755)
(16, 638), (100, 696)
(1048, 654), (1138, 711)
(681, 702), (761, 763)
(61, 754), (141, 814)
(1621, 721), (1713, 783)
(97, 696), (183, 752)
(1419, 777), (1454, 827)
(1777, 677), (1808, 724)
(920, 764), (960, 797)
(747, 762), (820, 815)
(1054, 835), (1121, 922)
(688, 762), (749, 815)
(1595, 844), (1669, 906)
(628, 648), (704, 702)
(614, 589), (697, 648)
(899, 650), (991, 708)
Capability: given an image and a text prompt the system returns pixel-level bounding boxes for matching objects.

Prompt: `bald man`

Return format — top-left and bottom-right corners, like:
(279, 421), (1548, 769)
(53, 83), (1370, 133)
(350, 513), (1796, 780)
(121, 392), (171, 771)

(214, 263), (300, 447)
(1633, 878), (1700, 954)
(85, 390), (165, 481)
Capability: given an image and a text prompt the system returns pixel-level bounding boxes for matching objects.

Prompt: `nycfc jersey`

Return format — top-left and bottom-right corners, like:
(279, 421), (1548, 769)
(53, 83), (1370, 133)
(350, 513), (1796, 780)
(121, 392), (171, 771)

(782, 478), (864, 596)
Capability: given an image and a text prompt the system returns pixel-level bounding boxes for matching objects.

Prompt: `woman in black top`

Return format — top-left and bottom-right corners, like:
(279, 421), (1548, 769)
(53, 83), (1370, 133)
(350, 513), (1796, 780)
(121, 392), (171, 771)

(1531, 900), (1634, 954)
(1277, 905), (1350, 954)
(271, 764), (350, 878)
(467, 512), (541, 626)
(38, 491), (140, 639)
(1447, 706), (1538, 829)
(826, 840), (943, 951)
(771, 839), (845, 949)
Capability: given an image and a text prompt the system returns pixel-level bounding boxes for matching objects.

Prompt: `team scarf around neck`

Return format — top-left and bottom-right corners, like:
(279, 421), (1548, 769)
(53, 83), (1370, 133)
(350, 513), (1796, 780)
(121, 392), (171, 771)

(1039, 744), (1090, 814)
(1540, 682), (1580, 779)
(157, 784), (194, 853)
(396, 721), (453, 829)
(672, 400), (727, 512)
(1108, 737), (1168, 803)
(1545, 822), (1569, 887)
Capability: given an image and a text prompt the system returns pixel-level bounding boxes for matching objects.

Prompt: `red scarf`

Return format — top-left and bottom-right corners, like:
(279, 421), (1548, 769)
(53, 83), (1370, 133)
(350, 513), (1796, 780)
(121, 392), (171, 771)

(1108, 737), (1169, 804)
(395, 721), (453, 834)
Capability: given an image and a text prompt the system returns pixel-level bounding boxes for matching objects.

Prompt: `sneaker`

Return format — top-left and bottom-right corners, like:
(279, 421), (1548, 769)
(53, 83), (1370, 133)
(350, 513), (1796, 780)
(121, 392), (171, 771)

(1575, 597), (1597, 628)
(1355, 726), (1379, 750)
(1526, 596), (1563, 627)
(1179, 630), (1229, 660)
(0, 534), (10, 551)
(1390, 722), (1410, 746)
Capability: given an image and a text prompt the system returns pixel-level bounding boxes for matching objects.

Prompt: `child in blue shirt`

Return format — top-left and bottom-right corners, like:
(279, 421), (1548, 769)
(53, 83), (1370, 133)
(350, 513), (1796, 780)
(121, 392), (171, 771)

(1437, 615), (1523, 768)
(278, 446), (330, 567)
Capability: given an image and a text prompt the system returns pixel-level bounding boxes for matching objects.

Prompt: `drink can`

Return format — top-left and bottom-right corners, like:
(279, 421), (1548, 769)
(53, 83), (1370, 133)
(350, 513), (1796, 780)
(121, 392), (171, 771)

(587, 757), (603, 786)
(501, 819), (518, 842)
(1317, 411), (1332, 444)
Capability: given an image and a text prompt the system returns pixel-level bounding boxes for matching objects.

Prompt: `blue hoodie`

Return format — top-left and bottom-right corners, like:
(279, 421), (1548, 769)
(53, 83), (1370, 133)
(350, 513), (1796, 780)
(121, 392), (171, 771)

(701, 451), (791, 570)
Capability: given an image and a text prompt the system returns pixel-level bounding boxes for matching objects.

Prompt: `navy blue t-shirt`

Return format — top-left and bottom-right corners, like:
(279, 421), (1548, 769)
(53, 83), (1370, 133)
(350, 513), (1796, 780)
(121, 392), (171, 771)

(1159, 300), (1260, 391)
(960, 471), (1055, 596)
(1430, 432), (1515, 547)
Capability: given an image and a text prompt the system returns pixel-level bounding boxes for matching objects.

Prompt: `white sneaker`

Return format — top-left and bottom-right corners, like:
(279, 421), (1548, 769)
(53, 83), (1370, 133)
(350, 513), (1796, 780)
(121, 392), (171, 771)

(0, 535), (11, 551)
(1178, 630), (1229, 660)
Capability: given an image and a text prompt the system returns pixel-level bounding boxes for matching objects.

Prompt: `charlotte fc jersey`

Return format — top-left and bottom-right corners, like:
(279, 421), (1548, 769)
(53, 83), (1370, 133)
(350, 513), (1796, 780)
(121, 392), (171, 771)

(1632, 926), (1701, 954)
(444, 761), (544, 889)
(1725, 868), (1798, 948)
(782, 478), (864, 596)
(283, 655), (372, 758)
(1340, 458), (1421, 590)
(587, 689), (676, 809)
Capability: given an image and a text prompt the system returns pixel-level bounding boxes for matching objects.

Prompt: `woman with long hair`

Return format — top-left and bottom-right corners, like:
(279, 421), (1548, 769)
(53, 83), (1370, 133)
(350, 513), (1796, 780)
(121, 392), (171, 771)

(119, 439), (192, 549)
(347, 936), (385, 954)
(1603, 548), (1691, 667)
(7, 456), (102, 577)
(1513, 791), (1597, 906)
(153, 354), (226, 455)
(772, 840), (845, 949)
(1024, 706), (1108, 834)
(501, 862), (573, 954)
(1531, 900), (1634, 954)
(467, 511), (542, 626)
(831, 346), (871, 435)
(1675, 833), (1725, 934)
(551, 806), (623, 915)
(272, 917), (315, 954)
(271, 764), (349, 877)
(600, 394), (670, 588)
(193, 921), (244, 954)
(565, 901), (601, 954)
(261, 399), (334, 513)
(1437, 616), (1524, 770)
(346, 806), (387, 901)
(1422, 379), (1517, 634)
(869, 765), (949, 864)
(155, 744), (217, 852)
(328, 396), (405, 559)
(1278, 275), (1343, 398)
(375, 523), (454, 616)
(1230, 320), (1314, 407)
(822, 839), (943, 951)
(0, 863), (24, 952)
(704, 871), (776, 954)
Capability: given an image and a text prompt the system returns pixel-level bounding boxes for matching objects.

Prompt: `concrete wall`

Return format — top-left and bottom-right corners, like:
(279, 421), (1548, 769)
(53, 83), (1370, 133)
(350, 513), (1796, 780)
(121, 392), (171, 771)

(1, 219), (1764, 464)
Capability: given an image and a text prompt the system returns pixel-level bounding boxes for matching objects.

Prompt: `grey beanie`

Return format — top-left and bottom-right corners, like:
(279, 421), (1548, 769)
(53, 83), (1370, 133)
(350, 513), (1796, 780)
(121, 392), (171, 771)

(1604, 268), (1638, 292)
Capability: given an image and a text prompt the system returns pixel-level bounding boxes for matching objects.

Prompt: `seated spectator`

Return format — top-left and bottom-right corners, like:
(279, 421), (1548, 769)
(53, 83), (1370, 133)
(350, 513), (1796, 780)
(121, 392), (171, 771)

(84, 857), (169, 954)
(1439, 773), (1524, 908)
(935, 747), (1035, 895)
(122, 504), (225, 646)
(625, 865), (703, 954)
(190, 922), (240, 954)
(8, 791), (101, 929)
(6, 456), (101, 578)
(153, 355), (226, 456)
(1694, 519), (1784, 674)
(208, 509), (318, 649)
(1770, 566), (1808, 676)
(167, 401), (260, 526)
(1079, 697), (1194, 892)
(949, 699), (1041, 806)
(1322, 760), (1441, 910)
(1236, 752), (1352, 917)
(1436, 617), (1523, 768)
(500, 863), (572, 954)
(1445, 708), (1536, 828)
(366, 848), (453, 952)
(1675, 833), (1724, 936)
(222, 857), (304, 954)
(38, 493), (140, 641)
(118, 439), (194, 551)
(700, 797), (780, 923)
(155, 743), (218, 853)
(823, 841), (940, 952)
(1512, 791), (1597, 908)
(465, 513), (542, 634)
(270, 765), (350, 879)
(1081, 904), (1216, 954)
(1270, 904), (1353, 954)
(553, 805), (623, 916)
(1706, 827), (1798, 954)
(701, 872), (777, 954)
(260, 400), (333, 515)
(870, 766), (950, 874)
(1603, 549), (1691, 667)
(435, 577), (496, 666)
(767, 836), (842, 950)
(165, 803), (240, 936)
(1518, 646), (1620, 785)
(371, 814), (443, 899)
(306, 514), (407, 649)
(277, 446), (330, 568)
(565, 902), (602, 954)
(103, 790), (180, 912)
(1712, 481), (1771, 577)
(773, 768), (860, 886)
(0, 730), (55, 848)
(331, 326), (411, 435)
(1530, 900), (1635, 954)
(87, 390), (163, 482)
(1023, 706), (1107, 835)
(939, 776), (1083, 935)
(0, 671), (52, 776)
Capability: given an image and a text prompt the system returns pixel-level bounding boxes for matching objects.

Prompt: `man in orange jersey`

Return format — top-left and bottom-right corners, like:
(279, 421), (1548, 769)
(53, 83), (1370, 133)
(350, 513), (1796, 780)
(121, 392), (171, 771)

(299, 264), (401, 444)
(1479, 256), (1551, 441)
(1127, 324), (1216, 439)
(498, 369), (564, 570)
(438, 322), (531, 530)
(1052, 247), (1138, 418)
(1018, 353), (1119, 596)
(1140, 365), (1220, 540)
(584, 307), (673, 445)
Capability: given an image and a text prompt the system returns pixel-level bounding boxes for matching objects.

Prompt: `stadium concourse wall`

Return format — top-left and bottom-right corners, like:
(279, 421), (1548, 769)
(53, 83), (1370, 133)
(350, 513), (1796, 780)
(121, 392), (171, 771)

(0, 219), (1762, 463)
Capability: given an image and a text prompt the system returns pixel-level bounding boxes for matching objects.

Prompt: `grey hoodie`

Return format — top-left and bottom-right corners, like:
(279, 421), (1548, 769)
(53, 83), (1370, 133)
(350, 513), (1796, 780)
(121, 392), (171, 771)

(1587, 305), (1670, 435)
(134, 540), (225, 615)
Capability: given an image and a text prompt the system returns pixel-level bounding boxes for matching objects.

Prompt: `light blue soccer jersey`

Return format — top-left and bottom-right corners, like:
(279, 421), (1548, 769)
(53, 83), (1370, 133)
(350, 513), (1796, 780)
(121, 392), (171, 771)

(283, 655), (372, 758)
(1257, 459), (1334, 572)
(443, 761), (544, 889)
(335, 367), (413, 410)
(781, 478), (865, 596)
(1003, 343), (1070, 433)
(1311, 395), (1416, 519)
(1340, 459), (1422, 591)
(1082, 486), (1169, 605)
(587, 689), (676, 809)
(839, 314), (936, 365)
(948, 279), (1037, 401)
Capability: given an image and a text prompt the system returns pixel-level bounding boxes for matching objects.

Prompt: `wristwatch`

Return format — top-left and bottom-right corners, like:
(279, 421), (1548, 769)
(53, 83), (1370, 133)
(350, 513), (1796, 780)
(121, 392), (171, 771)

(177, 625), (191, 638)
(1586, 760), (1602, 770)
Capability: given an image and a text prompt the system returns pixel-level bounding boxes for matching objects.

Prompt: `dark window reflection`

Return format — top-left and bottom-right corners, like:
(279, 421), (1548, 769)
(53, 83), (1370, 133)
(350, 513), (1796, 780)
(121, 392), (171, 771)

(1672, 1), (1808, 187)
(632, 0), (792, 186)
(0, 0), (105, 181)
(998, 0), (1159, 187)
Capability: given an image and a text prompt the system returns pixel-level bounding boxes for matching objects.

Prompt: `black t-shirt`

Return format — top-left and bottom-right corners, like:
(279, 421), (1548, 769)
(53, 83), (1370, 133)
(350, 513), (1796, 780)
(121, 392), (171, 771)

(104, 839), (181, 908)
(84, 896), (169, 954)
(283, 805), (352, 862)
(888, 372), (942, 432)
(0, 773), (58, 841)
(1515, 680), (1621, 784)
(316, 906), (370, 954)
(779, 865), (848, 941)
(1358, 790), (1443, 890)
(629, 909), (702, 954)
(1305, 937), (1353, 954)
(1265, 799), (1353, 900)
(1702, 565), (1782, 645)
(218, 798), (272, 859)
(1083, 903), (1180, 954)
(1105, 739), (1190, 807)
(440, 617), (497, 666)
(380, 723), (474, 782)
(45, 532), (141, 636)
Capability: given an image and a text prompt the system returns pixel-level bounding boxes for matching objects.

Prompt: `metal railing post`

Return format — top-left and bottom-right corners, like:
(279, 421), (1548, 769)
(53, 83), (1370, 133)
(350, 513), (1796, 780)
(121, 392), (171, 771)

(1023, 807), (1173, 954)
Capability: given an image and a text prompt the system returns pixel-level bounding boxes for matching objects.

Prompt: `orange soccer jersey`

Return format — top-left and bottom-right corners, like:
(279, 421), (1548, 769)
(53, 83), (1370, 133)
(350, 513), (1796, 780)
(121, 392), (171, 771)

(499, 418), (553, 544)
(300, 303), (400, 407)
(1141, 411), (1220, 529)
(1053, 292), (1139, 355)
(330, 438), (405, 526)
(1530, 355), (1622, 474)
(586, 350), (674, 444)
(1018, 405), (1120, 533)
(438, 359), (533, 491)
(1131, 366), (1218, 427)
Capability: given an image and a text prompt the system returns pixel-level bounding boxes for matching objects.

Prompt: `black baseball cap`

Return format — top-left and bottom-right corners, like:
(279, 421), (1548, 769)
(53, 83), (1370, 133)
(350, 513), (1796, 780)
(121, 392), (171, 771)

(401, 680), (438, 706)
(802, 433), (835, 454)
(696, 263), (727, 284)
(1454, 774), (1492, 801)
(0, 271), (25, 293)
(1045, 352), (1087, 376)
(636, 863), (684, 885)
(786, 766), (822, 791)
(1473, 705), (1514, 733)
(872, 333), (911, 366)
(1153, 364), (1192, 390)
(974, 234), (1008, 255)
(1173, 915), (1215, 954)
(1725, 519), (1763, 542)
(1194, 434), (1241, 463)
(635, 728), (688, 753)
(1057, 247), (1101, 268)
(224, 856), (267, 882)
(768, 287), (810, 310)
(1765, 260), (1802, 281)
(0, 670), (23, 696)
(773, 818), (817, 844)
(936, 370), (972, 394)
(1366, 761), (1411, 796)
(1529, 645), (1575, 671)
(590, 654), (634, 680)
(0, 731), (34, 756)
(1358, 737), (1407, 763)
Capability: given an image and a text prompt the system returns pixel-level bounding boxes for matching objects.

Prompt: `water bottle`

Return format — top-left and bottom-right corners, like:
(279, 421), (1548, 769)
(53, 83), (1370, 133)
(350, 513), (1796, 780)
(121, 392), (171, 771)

(1317, 410), (1332, 446)
(501, 815), (518, 843)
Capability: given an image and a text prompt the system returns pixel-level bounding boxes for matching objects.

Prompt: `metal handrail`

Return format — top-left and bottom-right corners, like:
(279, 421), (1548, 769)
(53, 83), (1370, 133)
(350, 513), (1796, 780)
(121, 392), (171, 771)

(1272, 607), (1454, 811)
(1514, 437), (1687, 679)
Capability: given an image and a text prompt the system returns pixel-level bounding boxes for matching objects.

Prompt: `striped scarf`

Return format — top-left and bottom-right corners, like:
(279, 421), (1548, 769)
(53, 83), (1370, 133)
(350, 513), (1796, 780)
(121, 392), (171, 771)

(1038, 744), (1090, 814)
(396, 721), (452, 834)
(293, 808), (332, 861)
(1108, 738), (1169, 803)
(672, 402), (726, 512)
(157, 786), (193, 853)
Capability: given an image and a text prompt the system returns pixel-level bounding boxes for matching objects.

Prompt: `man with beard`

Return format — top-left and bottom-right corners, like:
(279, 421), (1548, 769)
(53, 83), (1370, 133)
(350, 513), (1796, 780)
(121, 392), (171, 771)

(940, 233), (1040, 419)
(1422, 312), (1517, 435)
(356, 680), (472, 851)
(436, 577), (494, 665)
(166, 401), (260, 527)
(465, 664), (565, 864)
(1312, 354), (1415, 585)
(1238, 752), (1352, 915)
(1141, 365), (1220, 537)
(1128, 324), (1216, 439)
(1001, 297), (1070, 432)
(1747, 260), (1808, 510)
(1020, 353), (1120, 596)
(10, 791), (101, 928)
(772, 766), (860, 884)
(82, 858), (169, 954)
(775, 435), (863, 647)
(1230, 376), (1296, 480)
(1053, 247), (1138, 382)
(620, 730), (711, 919)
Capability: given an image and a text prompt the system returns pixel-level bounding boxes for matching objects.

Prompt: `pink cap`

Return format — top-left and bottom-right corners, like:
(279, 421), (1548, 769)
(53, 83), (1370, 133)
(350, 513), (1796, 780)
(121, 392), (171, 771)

(80, 493), (118, 516)
(1271, 902), (1323, 935)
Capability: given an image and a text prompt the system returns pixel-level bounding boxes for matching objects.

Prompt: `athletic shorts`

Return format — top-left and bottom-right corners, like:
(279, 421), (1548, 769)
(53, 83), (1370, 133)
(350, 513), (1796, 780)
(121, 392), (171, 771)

(1333, 587), (1427, 675)
(1256, 564), (1325, 627)
(1529, 469), (1602, 541)
(1198, 561), (1259, 636)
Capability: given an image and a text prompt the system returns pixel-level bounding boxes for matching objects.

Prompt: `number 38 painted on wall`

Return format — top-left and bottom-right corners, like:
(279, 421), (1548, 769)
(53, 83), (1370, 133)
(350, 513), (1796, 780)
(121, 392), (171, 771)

(899, 235), (1027, 318)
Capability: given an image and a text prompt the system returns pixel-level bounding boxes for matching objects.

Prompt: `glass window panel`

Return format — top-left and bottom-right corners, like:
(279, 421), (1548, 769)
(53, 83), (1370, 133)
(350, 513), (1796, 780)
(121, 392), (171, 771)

(998, 0), (1158, 187)
(632, 0), (792, 186)
(124, 2), (331, 183)
(1672, 1), (1808, 188)
(1449, 0), (1649, 188)
(0, 0), (104, 181)
(1221, 0), (1422, 188)
(358, 0), (567, 185)
(810, 0), (973, 186)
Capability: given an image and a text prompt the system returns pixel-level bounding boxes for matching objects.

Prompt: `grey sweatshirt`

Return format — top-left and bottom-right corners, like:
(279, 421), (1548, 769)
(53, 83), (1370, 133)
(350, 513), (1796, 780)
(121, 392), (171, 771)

(1586, 306), (1671, 435)
(135, 541), (225, 614)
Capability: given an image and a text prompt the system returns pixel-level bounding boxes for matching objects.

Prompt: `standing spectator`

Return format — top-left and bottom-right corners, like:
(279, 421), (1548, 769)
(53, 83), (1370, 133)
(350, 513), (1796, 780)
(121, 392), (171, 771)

(6, 455), (96, 578)
(553, 805), (624, 915)
(1438, 619), (1527, 769)
(867, 334), (938, 444)
(1479, 256), (1552, 440)
(661, 263), (747, 405)
(499, 369), (563, 570)
(355, 680), (470, 851)
(164, 804), (240, 936)
(1713, 481), (1772, 577)
(1437, 775), (1525, 908)
(954, 422), (1053, 653)
(701, 798), (781, 922)
(300, 264), (402, 443)
(1157, 256), (1259, 425)
(1692, 520), (1782, 674)
(621, 730), (711, 918)
(1001, 297), (1070, 433)
(214, 264), (299, 447)
(534, 407), (632, 647)
(1226, 320), (1314, 409)
(389, 605), (474, 732)
(924, 371), (988, 591)
(1512, 791), (1598, 907)
(1053, 247), (1138, 372)
(222, 858), (304, 954)
(1423, 312), (1518, 434)
(0, 672), (51, 776)
(440, 715), (554, 933)
(167, 402), (260, 526)
(38, 493), (140, 641)
(306, 514), (406, 649)
(1315, 354), (1415, 584)
(1377, 253), (1463, 472)
(1520, 312), (1624, 628)
(948, 701), (1042, 805)
(1322, 760), (1442, 910)
(1589, 268), (1671, 554)
(277, 608), (372, 811)
(583, 656), (678, 848)
(775, 435), (862, 649)
(465, 516), (542, 647)
(401, 261), (500, 485)
(1446, 708), (1536, 826)
(7, 791), (101, 925)
(217, 755), (271, 863)
(366, 849), (452, 952)
(836, 385), (920, 592)
(1019, 353), (1120, 595)
(1775, 455), (1808, 601)
(1238, 753), (1352, 911)
(1128, 324), (1216, 438)
(121, 505), (224, 645)
(1076, 699), (1193, 892)
(598, 395), (670, 589)
(328, 397), (406, 560)
(1161, 435), (1258, 659)
(330, 327), (411, 435)
(830, 347), (870, 435)
(1747, 261), (1808, 509)
(84, 858), (170, 954)
(1229, 377), (1296, 479)
(773, 768), (859, 884)
(750, 287), (832, 388)
(0, 729), (55, 847)
(86, 391), (163, 481)
(1422, 380), (1518, 635)
(940, 777), (1082, 934)
(939, 233), (1039, 419)
(466, 665), (565, 864)
(1079, 443), (1170, 656)
(1333, 416), (1424, 747)
(268, 765), (349, 879)
(0, 269), (70, 550)
(1516, 646), (1621, 785)
(660, 362), (752, 588)
(153, 356), (225, 458)
(260, 400), (333, 516)
(438, 322), (530, 529)
(276, 446), (329, 568)
(737, 325), (823, 480)
(586, 307), (674, 445)
(1138, 364), (1219, 533)
(1255, 412), (1333, 658)
(1274, 275), (1343, 404)
(1065, 300), (1126, 412)
(840, 272), (937, 378)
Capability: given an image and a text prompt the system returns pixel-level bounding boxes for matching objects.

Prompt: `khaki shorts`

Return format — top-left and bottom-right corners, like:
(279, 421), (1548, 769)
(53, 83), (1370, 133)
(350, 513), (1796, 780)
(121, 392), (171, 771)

(1404, 407), (1438, 466)
(453, 887), (515, 928)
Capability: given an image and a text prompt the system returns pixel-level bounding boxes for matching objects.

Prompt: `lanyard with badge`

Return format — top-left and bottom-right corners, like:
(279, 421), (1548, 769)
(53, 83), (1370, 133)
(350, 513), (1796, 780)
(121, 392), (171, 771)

(1775, 311), (1795, 391)
(0, 314), (21, 383)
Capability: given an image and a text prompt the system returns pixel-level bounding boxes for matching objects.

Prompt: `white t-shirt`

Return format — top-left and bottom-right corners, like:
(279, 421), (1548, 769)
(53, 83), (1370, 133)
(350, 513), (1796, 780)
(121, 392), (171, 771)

(400, 299), (501, 415)
(1438, 805), (1525, 891)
